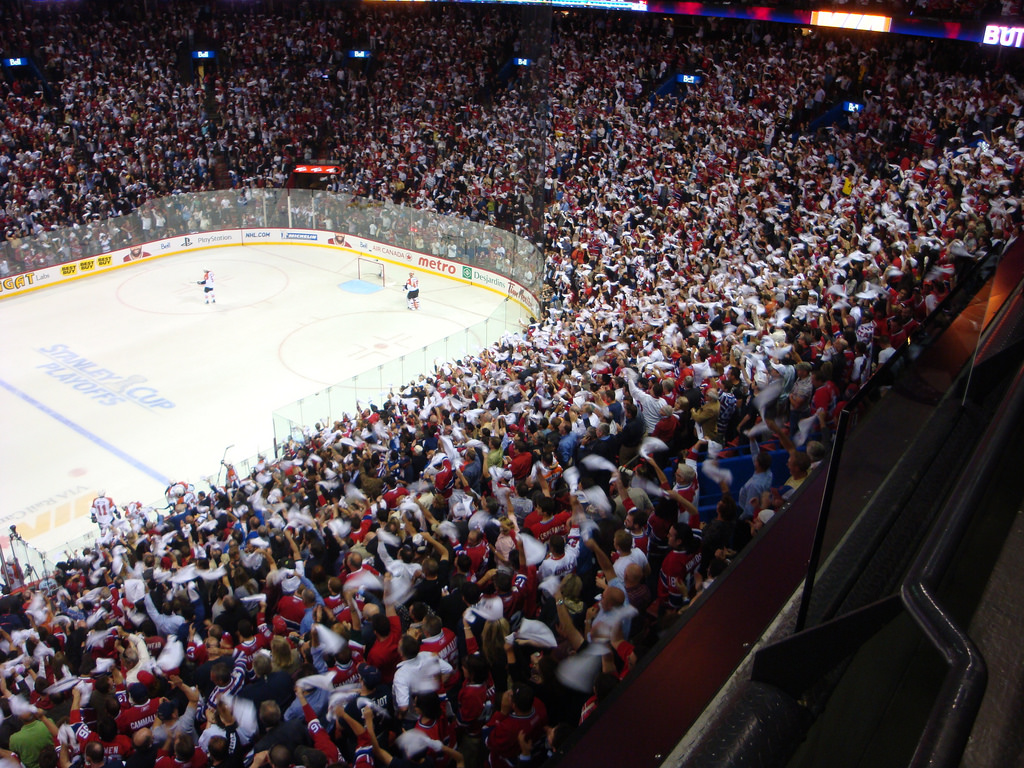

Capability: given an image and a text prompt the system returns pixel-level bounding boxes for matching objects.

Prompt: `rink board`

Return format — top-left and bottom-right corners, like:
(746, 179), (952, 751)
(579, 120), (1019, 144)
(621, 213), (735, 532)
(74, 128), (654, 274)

(0, 243), (510, 557)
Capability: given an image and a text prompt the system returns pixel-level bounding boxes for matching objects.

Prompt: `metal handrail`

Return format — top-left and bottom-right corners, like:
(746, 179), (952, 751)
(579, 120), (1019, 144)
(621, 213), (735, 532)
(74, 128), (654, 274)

(796, 239), (1011, 631)
(843, 243), (1002, 417)
(898, 361), (1024, 768)
(794, 407), (851, 632)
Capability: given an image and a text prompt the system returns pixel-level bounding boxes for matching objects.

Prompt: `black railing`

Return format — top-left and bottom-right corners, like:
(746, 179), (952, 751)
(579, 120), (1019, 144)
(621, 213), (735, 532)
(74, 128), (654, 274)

(899, 362), (1024, 768)
(550, 233), (1023, 768)
(797, 236), (1015, 631)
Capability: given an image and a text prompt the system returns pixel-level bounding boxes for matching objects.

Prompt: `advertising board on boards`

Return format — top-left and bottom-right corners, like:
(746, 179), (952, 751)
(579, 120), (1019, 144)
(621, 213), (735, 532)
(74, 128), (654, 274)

(1, 227), (540, 318)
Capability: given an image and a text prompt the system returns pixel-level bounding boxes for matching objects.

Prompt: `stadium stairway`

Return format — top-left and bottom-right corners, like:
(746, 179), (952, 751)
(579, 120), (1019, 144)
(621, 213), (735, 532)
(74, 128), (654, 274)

(201, 79), (232, 191)
(211, 151), (233, 191)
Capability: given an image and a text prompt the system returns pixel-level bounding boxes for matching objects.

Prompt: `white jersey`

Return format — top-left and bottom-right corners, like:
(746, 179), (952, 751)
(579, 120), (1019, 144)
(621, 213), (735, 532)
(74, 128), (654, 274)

(91, 496), (117, 525)
(124, 501), (150, 530)
(537, 547), (579, 581)
(613, 547), (649, 580)
(166, 480), (194, 504)
(404, 274), (421, 310)
(199, 271), (216, 304)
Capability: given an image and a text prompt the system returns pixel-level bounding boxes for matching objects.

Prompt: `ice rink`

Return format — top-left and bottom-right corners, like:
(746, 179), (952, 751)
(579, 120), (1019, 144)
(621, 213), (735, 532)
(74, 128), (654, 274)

(0, 243), (516, 560)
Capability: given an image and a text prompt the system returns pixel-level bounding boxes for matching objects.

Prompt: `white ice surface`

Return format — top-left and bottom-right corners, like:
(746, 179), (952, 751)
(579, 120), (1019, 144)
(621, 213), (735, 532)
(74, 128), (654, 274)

(0, 244), (514, 557)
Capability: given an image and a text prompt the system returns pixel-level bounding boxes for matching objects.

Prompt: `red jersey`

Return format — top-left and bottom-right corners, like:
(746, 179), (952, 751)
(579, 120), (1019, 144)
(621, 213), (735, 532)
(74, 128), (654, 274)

(527, 512), (571, 543)
(365, 615), (402, 682)
(508, 451), (534, 482)
(303, 702), (341, 763)
(186, 637), (208, 666)
(349, 512), (377, 544)
(70, 710), (133, 760)
(485, 699), (548, 768)
(116, 698), (160, 733)
(415, 715), (455, 766)
(421, 628), (461, 692)
(457, 678), (496, 736)
(658, 549), (702, 609)
(382, 486), (410, 509)
(462, 540), (490, 576)
(812, 380), (839, 422)
(276, 594), (306, 628)
(495, 587), (523, 623)
(155, 747), (209, 768)
(420, 628), (460, 672)
(101, 736), (133, 762)
(673, 477), (700, 528)
(329, 652), (365, 687)
(342, 563), (382, 589)
(513, 563), (539, 620)
(652, 415), (679, 444)
(233, 633), (269, 669)
(341, 564), (382, 615)
(352, 732), (375, 768)
(324, 593), (346, 615)
(145, 635), (166, 657)
(331, 602), (354, 625)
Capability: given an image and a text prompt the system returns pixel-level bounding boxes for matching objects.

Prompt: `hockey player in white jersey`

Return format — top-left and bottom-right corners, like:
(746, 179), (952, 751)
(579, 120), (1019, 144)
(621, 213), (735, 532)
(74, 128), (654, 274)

(165, 479), (196, 509)
(90, 491), (118, 532)
(197, 269), (215, 303)
(123, 500), (150, 532)
(404, 272), (420, 310)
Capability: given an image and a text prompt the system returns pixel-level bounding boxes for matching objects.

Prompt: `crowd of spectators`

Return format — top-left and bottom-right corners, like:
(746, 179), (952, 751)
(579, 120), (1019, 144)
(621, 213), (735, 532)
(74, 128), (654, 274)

(2, 2), (1024, 768)
(1, 5), (1022, 272)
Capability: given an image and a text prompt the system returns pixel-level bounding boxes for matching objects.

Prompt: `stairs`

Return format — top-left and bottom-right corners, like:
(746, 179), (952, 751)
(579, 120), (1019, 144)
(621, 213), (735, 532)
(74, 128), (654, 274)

(202, 83), (233, 190)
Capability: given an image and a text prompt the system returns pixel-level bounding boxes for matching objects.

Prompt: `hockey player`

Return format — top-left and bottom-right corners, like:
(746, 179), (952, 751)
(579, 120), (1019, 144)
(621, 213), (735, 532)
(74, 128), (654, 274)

(165, 479), (196, 509)
(197, 269), (215, 303)
(90, 490), (118, 532)
(123, 500), (150, 532)
(222, 461), (241, 489)
(404, 271), (420, 310)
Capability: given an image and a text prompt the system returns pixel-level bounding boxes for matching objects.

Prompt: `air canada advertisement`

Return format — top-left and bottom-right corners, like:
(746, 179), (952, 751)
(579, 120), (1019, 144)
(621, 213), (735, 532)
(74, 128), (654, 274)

(1, 228), (539, 318)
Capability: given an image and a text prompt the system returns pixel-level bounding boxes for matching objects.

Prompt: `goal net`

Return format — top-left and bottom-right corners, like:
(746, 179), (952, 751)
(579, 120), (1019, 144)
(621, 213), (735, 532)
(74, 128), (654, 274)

(357, 256), (385, 287)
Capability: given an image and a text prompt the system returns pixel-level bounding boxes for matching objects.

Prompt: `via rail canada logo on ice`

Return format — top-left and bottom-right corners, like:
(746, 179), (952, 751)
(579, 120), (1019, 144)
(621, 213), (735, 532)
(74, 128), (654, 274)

(36, 344), (175, 409)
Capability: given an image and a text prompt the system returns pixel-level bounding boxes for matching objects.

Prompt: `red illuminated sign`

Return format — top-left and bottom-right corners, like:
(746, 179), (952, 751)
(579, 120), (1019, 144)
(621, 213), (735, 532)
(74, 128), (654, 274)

(293, 165), (341, 174)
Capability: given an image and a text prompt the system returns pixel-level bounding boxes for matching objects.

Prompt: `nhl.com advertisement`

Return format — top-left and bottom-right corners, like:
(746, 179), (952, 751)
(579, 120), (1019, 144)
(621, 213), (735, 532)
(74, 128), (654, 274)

(0, 227), (539, 316)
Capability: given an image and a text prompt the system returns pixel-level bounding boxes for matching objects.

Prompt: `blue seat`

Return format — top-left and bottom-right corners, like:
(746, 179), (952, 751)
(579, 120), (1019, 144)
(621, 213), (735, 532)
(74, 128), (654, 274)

(695, 448), (791, 523)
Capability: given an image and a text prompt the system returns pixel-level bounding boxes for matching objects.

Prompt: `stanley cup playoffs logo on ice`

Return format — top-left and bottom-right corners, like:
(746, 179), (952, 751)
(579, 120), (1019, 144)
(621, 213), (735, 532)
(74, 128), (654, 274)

(36, 344), (175, 410)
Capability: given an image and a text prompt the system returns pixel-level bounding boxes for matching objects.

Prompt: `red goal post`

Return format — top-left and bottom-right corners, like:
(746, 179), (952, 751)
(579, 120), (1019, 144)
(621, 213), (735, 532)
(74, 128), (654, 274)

(357, 256), (385, 287)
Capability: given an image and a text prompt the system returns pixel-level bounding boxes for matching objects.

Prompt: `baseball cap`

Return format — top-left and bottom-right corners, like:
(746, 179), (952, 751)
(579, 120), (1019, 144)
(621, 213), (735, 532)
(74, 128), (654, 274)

(357, 663), (381, 689)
